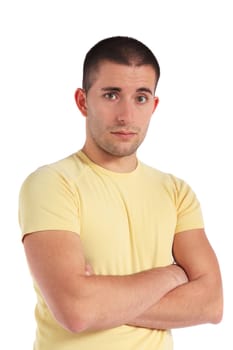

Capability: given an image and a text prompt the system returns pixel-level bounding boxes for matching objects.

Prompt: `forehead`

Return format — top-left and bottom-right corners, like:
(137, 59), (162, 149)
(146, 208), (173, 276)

(90, 61), (157, 91)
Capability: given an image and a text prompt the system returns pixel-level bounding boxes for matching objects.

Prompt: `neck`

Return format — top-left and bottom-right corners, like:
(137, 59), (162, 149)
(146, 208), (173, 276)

(81, 145), (138, 173)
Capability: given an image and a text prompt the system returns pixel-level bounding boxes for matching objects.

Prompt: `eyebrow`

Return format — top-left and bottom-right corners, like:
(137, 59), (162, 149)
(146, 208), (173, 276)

(101, 87), (153, 95)
(101, 87), (121, 92)
(136, 87), (153, 95)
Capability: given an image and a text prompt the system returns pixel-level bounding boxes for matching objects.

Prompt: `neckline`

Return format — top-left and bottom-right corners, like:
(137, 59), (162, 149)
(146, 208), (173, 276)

(76, 150), (141, 178)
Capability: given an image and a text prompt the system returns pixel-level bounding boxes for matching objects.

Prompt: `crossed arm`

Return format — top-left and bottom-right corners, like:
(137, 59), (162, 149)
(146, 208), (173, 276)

(127, 229), (223, 329)
(23, 228), (223, 333)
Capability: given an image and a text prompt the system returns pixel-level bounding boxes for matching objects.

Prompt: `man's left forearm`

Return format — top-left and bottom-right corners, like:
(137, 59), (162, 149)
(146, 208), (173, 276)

(127, 275), (223, 330)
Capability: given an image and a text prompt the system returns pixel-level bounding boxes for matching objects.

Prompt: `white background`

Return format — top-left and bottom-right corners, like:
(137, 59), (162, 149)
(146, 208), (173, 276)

(0, 0), (232, 348)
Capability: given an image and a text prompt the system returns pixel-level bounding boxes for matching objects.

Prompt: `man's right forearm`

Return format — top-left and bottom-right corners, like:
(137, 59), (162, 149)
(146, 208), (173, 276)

(57, 265), (188, 333)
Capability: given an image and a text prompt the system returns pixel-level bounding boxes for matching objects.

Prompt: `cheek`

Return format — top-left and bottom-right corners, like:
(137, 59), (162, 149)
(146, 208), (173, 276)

(138, 113), (152, 129)
(88, 105), (114, 129)
(88, 102), (106, 121)
(87, 112), (106, 136)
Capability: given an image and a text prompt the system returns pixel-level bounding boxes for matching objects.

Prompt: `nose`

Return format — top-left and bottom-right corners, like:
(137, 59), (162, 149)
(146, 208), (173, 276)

(116, 99), (134, 124)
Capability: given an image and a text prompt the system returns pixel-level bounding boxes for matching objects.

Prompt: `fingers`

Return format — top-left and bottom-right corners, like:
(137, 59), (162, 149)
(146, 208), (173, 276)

(85, 263), (94, 276)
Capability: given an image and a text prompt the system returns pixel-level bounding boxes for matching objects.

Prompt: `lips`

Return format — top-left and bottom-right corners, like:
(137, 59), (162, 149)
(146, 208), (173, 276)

(110, 131), (137, 141)
(110, 130), (137, 135)
(112, 132), (136, 135)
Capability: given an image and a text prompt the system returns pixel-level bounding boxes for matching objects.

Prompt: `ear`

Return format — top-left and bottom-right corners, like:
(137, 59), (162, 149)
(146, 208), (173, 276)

(74, 88), (88, 117)
(152, 96), (159, 113)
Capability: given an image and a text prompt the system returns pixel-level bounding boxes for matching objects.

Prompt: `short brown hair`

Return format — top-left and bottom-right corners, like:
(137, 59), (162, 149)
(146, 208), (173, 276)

(82, 36), (160, 92)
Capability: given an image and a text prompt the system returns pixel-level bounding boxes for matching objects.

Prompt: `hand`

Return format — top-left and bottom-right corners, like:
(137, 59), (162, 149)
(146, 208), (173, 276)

(168, 264), (189, 286)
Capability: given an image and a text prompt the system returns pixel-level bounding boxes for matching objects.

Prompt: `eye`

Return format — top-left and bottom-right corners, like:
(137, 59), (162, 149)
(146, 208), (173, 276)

(104, 92), (118, 100)
(136, 95), (148, 104)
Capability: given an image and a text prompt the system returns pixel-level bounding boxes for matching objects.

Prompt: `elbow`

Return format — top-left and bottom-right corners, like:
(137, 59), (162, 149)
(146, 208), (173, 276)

(48, 277), (98, 333)
(52, 302), (93, 334)
(64, 315), (90, 334)
(208, 292), (224, 325)
(210, 300), (223, 325)
(201, 274), (224, 325)
(209, 309), (223, 325)
(212, 313), (223, 325)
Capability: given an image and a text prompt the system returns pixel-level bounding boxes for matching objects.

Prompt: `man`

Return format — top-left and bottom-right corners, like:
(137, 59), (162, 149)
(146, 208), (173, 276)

(19, 36), (223, 350)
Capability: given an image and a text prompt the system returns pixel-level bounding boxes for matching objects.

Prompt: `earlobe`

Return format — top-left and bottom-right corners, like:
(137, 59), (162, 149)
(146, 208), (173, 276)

(74, 88), (88, 117)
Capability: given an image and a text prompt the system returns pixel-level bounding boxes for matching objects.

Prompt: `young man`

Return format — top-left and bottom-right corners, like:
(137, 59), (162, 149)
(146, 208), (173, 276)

(19, 36), (223, 350)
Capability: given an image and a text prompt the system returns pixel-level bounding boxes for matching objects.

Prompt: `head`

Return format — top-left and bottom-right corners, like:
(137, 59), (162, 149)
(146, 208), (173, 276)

(75, 36), (160, 169)
(82, 36), (160, 93)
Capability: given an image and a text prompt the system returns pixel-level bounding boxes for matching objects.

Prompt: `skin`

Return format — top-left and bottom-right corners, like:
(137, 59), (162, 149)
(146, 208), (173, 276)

(127, 228), (223, 329)
(75, 61), (159, 172)
(24, 230), (188, 332)
(23, 61), (223, 333)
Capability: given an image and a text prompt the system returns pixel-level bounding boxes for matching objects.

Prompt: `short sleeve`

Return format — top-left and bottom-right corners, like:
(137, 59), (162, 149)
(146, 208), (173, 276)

(172, 176), (204, 233)
(18, 165), (80, 239)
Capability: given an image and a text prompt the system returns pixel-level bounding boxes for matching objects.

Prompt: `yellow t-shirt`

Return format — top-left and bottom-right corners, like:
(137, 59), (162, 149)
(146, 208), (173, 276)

(19, 151), (204, 350)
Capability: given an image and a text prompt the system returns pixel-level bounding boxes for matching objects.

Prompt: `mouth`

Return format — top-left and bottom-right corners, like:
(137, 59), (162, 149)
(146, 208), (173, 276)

(110, 131), (137, 140)
(110, 130), (137, 135)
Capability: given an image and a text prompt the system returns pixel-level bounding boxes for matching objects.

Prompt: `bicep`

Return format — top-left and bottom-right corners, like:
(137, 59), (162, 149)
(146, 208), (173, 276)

(172, 228), (221, 281)
(23, 230), (86, 319)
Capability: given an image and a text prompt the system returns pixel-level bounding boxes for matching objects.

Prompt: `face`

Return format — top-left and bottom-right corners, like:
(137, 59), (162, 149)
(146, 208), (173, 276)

(76, 61), (159, 159)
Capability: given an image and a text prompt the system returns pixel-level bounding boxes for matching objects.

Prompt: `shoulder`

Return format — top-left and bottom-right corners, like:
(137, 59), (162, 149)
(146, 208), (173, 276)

(20, 152), (88, 191)
(139, 161), (186, 190)
(18, 153), (87, 234)
(139, 162), (200, 205)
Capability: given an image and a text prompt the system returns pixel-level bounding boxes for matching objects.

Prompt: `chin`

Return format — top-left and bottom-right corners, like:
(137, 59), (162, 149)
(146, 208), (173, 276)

(104, 146), (139, 158)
